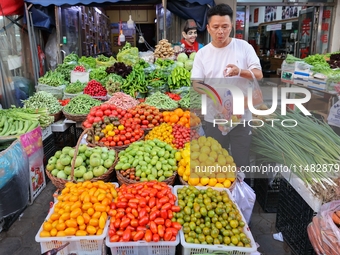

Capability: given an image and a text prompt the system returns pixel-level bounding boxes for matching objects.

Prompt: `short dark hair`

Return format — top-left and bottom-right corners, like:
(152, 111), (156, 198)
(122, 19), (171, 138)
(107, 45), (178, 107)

(207, 4), (233, 23)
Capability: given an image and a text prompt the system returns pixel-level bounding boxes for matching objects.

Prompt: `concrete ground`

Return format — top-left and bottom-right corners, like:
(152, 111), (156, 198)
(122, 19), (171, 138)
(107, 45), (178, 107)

(0, 180), (291, 255)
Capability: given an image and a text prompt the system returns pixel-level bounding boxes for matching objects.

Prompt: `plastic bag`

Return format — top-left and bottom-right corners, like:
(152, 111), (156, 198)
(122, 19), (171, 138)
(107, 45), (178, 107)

(117, 43), (140, 66)
(231, 172), (256, 224)
(139, 51), (155, 64)
(327, 100), (340, 128)
(0, 140), (29, 219)
(308, 200), (340, 255)
(45, 29), (58, 70)
(147, 84), (169, 96)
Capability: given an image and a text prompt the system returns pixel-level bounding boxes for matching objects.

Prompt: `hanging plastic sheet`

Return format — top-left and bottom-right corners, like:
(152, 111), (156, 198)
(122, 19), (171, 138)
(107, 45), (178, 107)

(0, 139), (29, 219)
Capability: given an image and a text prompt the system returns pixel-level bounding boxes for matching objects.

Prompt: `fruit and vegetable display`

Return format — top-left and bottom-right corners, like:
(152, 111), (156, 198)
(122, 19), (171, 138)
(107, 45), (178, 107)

(86, 116), (144, 147)
(123, 103), (164, 129)
(115, 139), (178, 182)
(174, 186), (252, 247)
(107, 181), (181, 242)
(63, 94), (101, 115)
(162, 108), (191, 127)
(0, 107), (54, 135)
(84, 80), (107, 98)
(65, 80), (86, 94)
(145, 92), (179, 110)
(104, 92), (139, 110)
(38, 181), (118, 237)
(177, 137), (236, 188)
(45, 145), (116, 181)
(22, 91), (62, 114)
(153, 39), (175, 59)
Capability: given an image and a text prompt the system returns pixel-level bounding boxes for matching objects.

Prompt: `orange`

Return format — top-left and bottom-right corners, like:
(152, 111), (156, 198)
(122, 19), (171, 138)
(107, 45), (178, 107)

(174, 108), (184, 117)
(170, 115), (179, 123)
(43, 222), (53, 232)
(180, 117), (188, 124)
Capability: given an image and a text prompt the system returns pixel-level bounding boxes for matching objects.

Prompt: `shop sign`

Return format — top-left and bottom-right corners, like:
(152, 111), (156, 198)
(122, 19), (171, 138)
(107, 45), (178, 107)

(301, 18), (311, 35)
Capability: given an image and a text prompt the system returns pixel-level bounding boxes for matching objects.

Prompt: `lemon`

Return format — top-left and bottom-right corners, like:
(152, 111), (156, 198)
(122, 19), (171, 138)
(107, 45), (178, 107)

(223, 179), (232, 188)
(198, 154), (208, 163)
(175, 151), (182, 161)
(201, 146), (211, 155)
(209, 151), (218, 160)
(178, 166), (185, 176)
(216, 173), (226, 183)
(182, 150), (190, 158)
(200, 177), (210, 186)
(183, 174), (189, 182)
(215, 183), (224, 188)
(198, 136), (207, 146)
(217, 156), (227, 166)
(208, 178), (217, 187)
(222, 149), (229, 156)
(184, 167), (191, 176)
(188, 177), (200, 186)
(226, 155), (234, 164)
(191, 152), (200, 160)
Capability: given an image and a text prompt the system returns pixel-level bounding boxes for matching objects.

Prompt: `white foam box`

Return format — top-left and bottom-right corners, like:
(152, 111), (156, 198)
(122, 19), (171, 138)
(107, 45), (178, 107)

(307, 78), (328, 91)
(51, 119), (73, 132)
(293, 75), (309, 86)
(280, 168), (322, 212)
(70, 71), (89, 83)
(174, 185), (257, 255)
(41, 126), (52, 141)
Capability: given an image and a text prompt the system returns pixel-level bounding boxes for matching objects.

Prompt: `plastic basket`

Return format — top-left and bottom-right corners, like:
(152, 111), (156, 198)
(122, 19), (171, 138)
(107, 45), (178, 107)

(106, 234), (179, 255)
(35, 203), (109, 255)
(106, 185), (179, 255)
(174, 185), (257, 255)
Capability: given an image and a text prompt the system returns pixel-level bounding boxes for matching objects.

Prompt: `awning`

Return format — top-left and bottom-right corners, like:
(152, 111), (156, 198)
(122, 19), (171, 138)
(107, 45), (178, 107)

(1, 0), (25, 15)
(23, 0), (213, 7)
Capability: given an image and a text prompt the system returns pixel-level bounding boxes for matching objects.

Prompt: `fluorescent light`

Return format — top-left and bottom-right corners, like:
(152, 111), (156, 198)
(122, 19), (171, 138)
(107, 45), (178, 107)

(94, 7), (102, 15)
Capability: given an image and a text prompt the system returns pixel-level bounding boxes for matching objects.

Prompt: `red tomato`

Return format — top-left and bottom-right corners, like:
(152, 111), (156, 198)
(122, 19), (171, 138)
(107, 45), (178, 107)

(100, 104), (109, 111)
(150, 221), (157, 234)
(157, 225), (164, 237)
(122, 228), (131, 242)
(110, 235), (120, 242)
(133, 230), (144, 241)
(152, 233), (160, 242)
(154, 218), (165, 225)
(145, 229), (152, 242)
(95, 110), (104, 117)
(164, 229), (172, 241)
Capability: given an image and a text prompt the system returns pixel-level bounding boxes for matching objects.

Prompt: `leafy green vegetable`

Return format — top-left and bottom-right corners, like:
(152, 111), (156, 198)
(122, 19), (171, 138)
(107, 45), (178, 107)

(63, 53), (79, 63)
(285, 54), (302, 64)
(78, 56), (96, 69)
(65, 80), (86, 94)
(38, 71), (68, 87)
(303, 54), (329, 67)
(89, 66), (108, 84)
(117, 42), (140, 66)
(55, 62), (77, 82)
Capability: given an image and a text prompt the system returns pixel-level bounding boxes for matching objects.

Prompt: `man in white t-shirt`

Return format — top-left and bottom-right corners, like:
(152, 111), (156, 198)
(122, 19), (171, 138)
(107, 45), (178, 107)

(191, 3), (263, 170)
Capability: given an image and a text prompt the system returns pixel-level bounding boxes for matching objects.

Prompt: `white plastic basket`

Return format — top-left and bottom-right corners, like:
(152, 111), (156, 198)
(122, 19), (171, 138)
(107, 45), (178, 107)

(174, 185), (257, 255)
(36, 182), (119, 255)
(106, 184), (179, 255)
(35, 207), (109, 255)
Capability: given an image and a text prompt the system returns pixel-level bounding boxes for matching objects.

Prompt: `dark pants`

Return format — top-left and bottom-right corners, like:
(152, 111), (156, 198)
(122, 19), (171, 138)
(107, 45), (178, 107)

(203, 121), (252, 168)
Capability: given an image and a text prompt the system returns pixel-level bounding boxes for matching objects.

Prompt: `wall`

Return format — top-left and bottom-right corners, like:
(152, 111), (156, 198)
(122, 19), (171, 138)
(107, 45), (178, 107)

(106, 9), (156, 24)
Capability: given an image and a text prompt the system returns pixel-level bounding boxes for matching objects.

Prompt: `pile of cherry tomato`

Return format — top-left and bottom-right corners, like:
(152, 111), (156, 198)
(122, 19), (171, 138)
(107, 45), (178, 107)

(108, 181), (181, 243)
(123, 104), (164, 129)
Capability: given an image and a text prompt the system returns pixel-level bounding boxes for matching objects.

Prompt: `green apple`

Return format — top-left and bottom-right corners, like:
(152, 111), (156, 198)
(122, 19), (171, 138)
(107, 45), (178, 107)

(62, 146), (73, 155)
(54, 150), (62, 158)
(74, 156), (83, 167)
(57, 171), (67, 179)
(101, 147), (109, 153)
(93, 166), (105, 177)
(83, 171), (93, 180)
(79, 153), (87, 161)
(67, 175), (72, 181)
(51, 169), (59, 176)
(90, 153), (102, 167)
(101, 152), (108, 160)
(84, 148), (93, 158)
(77, 178), (84, 182)
(108, 155), (116, 162)
(48, 156), (57, 165)
(68, 148), (77, 157)
(82, 162), (86, 167)
(60, 154), (72, 166)
(64, 166), (72, 175)
(92, 147), (102, 154)
(56, 160), (65, 170)
(74, 166), (86, 178)
(86, 159), (90, 166)
(103, 158), (114, 168)
(79, 144), (88, 153)
(46, 163), (55, 171)
(87, 165), (94, 172)
(108, 150), (116, 156)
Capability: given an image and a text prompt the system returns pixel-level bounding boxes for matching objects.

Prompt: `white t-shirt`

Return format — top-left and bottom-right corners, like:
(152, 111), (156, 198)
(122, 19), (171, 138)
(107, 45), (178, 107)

(191, 38), (262, 123)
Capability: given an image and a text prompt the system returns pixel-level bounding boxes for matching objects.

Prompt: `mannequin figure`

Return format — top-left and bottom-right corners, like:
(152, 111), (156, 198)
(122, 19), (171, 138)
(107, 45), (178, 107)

(180, 19), (204, 53)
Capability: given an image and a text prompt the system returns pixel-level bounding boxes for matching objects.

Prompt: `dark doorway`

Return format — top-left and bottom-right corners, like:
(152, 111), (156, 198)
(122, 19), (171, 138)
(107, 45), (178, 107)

(136, 23), (156, 52)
